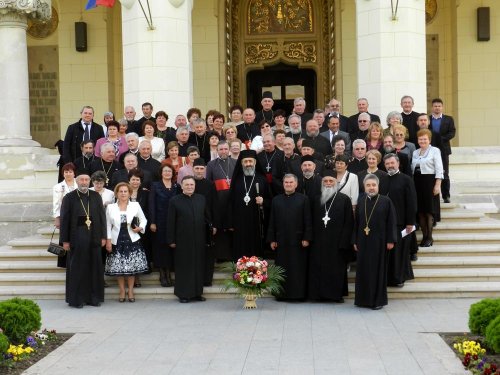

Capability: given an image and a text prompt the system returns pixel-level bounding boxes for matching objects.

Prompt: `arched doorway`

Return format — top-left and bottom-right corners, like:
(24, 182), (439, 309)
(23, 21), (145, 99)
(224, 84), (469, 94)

(246, 63), (316, 114)
(224, 0), (336, 113)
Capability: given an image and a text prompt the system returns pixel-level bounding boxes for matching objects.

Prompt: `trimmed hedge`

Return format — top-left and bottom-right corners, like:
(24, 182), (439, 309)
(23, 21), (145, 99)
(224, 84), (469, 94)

(468, 298), (500, 336)
(486, 315), (500, 354)
(0, 298), (41, 344)
(0, 332), (9, 354)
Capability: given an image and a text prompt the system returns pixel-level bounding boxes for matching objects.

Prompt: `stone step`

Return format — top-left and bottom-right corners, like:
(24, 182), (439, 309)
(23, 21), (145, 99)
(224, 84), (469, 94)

(0, 247), (56, 260)
(383, 281), (500, 299)
(411, 256), (500, 268)
(418, 243), (500, 257)
(422, 232), (500, 245)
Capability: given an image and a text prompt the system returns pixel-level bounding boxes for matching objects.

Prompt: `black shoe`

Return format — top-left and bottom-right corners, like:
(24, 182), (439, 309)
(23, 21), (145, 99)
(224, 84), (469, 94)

(420, 239), (433, 247)
(87, 302), (101, 307)
(443, 197), (450, 203)
(179, 298), (189, 303)
(396, 283), (404, 288)
(203, 282), (212, 287)
(335, 298), (345, 303)
(372, 306), (383, 310)
(70, 303), (83, 309)
(134, 282), (142, 288)
(194, 296), (206, 302)
(410, 254), (418, 261)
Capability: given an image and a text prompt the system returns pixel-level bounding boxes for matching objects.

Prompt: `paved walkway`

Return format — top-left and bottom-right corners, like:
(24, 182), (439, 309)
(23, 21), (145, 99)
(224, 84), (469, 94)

(25, 298), (474, 375)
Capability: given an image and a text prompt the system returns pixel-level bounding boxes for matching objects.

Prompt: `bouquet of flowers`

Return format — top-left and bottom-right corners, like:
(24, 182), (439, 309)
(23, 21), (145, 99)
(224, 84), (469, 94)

(222, 256), (285, 298)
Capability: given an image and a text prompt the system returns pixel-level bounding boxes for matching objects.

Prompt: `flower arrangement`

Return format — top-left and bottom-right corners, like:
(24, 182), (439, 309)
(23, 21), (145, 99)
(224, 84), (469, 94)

(1, 328), (58, 366)
(221, 256), (285, 306)
(453, 339), (499, 375)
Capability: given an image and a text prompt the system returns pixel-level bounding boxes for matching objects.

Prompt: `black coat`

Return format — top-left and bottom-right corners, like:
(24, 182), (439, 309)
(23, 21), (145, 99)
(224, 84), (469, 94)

(109, 168), (153, 190)
(429, 114), (456, 155)
(63, 120), (104, 163)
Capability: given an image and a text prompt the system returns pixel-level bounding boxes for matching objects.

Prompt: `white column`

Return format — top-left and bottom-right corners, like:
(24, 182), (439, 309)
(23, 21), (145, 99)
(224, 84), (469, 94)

(355, 0), (427, 121)
(121, 0), (193, 116)
(0, 12), (39, 146)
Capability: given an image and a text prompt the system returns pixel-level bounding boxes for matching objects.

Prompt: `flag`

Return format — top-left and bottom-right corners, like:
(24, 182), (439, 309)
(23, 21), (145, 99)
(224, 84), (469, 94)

(96, 0), (116, 7)
(85, 0), (116, 10)
(85, 0), (97, 10)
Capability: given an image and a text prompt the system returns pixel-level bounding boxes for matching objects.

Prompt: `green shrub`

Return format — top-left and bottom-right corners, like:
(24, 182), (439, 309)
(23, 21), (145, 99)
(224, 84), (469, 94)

(0, 299), (41, 344)
(468, 298), (500, 336)
(0, 332), (9, 354)
(485, 315), (500, 354)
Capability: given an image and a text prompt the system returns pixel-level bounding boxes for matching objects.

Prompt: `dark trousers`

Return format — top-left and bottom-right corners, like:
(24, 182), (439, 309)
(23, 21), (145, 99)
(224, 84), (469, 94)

(441, 151), (450, 199)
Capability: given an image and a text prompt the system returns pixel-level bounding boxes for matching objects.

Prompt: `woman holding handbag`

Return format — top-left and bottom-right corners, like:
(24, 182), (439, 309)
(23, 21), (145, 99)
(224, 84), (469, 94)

(105, 182), (149, 302)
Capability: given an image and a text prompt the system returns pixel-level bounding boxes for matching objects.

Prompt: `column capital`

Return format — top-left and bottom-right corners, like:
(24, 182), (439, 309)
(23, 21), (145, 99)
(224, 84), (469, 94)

(0, 0), (51, 21)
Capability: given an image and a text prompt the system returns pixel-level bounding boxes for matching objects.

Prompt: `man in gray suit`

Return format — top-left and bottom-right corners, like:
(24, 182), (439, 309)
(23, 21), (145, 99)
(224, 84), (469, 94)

(320, 114), (351, 154)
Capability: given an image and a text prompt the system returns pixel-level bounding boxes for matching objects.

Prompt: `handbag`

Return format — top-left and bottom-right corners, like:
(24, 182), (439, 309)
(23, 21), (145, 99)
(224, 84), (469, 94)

(131, 216), (139, 229)
(47, 227), (66, 257)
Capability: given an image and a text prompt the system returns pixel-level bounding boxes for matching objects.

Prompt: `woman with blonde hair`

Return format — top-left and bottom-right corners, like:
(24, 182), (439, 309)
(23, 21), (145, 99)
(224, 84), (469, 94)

(365, 122), (384, 151)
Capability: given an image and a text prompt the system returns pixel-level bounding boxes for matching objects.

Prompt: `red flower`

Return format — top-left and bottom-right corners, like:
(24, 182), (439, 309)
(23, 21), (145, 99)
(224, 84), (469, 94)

(474, 355), (479, 360)
(491, 364), (497, 371)
(484, 368), (492, 375)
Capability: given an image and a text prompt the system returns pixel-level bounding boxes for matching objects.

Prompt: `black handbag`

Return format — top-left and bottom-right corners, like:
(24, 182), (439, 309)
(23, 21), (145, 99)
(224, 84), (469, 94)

(47, 227), (66, 257)
(131, 216), (139, 229)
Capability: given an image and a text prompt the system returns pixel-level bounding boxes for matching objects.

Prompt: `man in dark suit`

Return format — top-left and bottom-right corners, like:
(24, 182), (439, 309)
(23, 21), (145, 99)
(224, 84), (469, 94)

(292, 97), (313, 128)
(301, 119), (331, 159)
(63, 106), (104, 163)
(325, 98), (350, 133)
(320, 114), (352, 154)
(400, 95), (420, 144)
(429, 98), (456, 203)
(348, 98), (380, 136)
(124, 105), (139, 134)
(135, 102), (155, 136)
(109, 153), (152, 190)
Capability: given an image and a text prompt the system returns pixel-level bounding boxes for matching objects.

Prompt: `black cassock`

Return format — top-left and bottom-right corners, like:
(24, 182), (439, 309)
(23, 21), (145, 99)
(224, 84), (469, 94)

(60, 190), (106, 306)
(385, 172), (417, 286)
(309, 192), (353, 301)
(228, 173), (270, 261)
(167, 193), (210, 300)
(267, 192), (312, 300)
(354, 194), (397, 308)
(194, 178), (217, 285)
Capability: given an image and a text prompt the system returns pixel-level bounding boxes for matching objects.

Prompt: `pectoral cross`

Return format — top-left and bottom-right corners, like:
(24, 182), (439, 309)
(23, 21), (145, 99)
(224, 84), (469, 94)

(322, 214), (330, 227)
(266, 165), (271, 172)
(244, 194), (250, 205)
(85, 215), (92, 230)
(364, 226), (370, 236)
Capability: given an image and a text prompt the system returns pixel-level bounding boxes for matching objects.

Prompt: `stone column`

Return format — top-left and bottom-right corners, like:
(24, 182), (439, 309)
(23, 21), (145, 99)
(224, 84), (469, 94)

(0, 1), (51, 147)
(355, 0), (427, 121)
(121, 0), (193, 117)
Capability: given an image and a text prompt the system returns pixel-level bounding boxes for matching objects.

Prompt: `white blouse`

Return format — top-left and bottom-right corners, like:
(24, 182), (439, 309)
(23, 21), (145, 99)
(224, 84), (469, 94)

(411, 146), (444, 179)
(90, 187), (115, 207)
(337, 171), (359, 206)
(52, 180), (76, 218)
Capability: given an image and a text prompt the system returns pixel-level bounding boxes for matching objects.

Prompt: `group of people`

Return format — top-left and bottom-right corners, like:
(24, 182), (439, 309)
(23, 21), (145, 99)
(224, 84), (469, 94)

(54, 93), (455, 310)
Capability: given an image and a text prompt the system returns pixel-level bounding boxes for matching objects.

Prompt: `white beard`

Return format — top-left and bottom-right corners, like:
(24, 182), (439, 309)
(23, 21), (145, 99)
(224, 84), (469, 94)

(290, 127), (301, 135)
(320, 185), (338, 205)
(243, 166), (255, 176)
(78, 186), (89, 194)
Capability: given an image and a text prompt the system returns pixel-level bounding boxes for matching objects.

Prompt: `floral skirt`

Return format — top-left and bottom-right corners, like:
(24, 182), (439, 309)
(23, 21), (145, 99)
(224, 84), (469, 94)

(105, 225), (149, 276)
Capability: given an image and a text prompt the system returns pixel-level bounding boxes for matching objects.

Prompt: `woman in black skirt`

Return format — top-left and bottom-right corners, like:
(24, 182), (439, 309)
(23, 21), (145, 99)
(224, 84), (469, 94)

(411, 129), (444, 247)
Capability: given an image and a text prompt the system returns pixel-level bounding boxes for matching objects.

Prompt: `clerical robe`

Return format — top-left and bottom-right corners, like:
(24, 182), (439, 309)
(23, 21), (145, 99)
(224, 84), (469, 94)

(228, 173), (270, 261)
(166, 193), (209, 300)
(60, 190), (106, 307)
(354, 193), (397, 308)
(267, 192), (312, 300)
(309, 192), (353, 301)
(385, 172), (417, 286)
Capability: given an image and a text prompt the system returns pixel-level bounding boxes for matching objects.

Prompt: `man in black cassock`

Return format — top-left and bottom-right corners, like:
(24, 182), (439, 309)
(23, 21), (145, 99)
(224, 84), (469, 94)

(267, 174), (312, 301)
(167, 176), (214, 303)
(193, 158), (217, 286)
(89, 142), (122, 188)
(295, 155), (322, 205)
(206, 140), (237, 261)
(383, 153), (417, 287)
(228, 149), (271, 261)
(309, 171), (353, 302)
(354, 174), (397, 310)
(60, 173), (106, 308)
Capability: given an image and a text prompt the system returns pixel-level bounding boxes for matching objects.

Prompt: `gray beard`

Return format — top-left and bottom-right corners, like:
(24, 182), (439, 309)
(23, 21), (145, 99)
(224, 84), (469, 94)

(384, 146), (395, 153)
(387, 168), (399, 176)
(367, 192), (378, 198)
(84, 153), (93, 158)
(78, 186), (89, 194)
(243, 166), (255, 176)
(303, 171), (314, 179)
(320, 185), (338, 205)
(290, 127), (301, 135)
(219, 154), (228, 160)
(306, 130), (319, 137)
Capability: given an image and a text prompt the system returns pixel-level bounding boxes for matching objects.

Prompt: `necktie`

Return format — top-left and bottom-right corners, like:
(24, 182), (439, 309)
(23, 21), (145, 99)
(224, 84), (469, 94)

(84, 122), (90, 141)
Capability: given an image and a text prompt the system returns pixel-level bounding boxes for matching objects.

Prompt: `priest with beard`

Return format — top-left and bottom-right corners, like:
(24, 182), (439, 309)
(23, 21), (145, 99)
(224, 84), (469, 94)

(228, 149), (271, 261)
(256, 134), (284, 196)
(267, 174), (312, 301)
(383, 153), (417, 287)
(295, 155), (322, 206)
(193, 158), (217, 286)
(60, 173), (106, 308)
(167, 176), (214, 303)
(308, 171), (353, 302)
(272, 137), (300, 195)
(381, 134), (411, 176)
(73, 140), (95, 176)
(206, 140), (237, 261)
(89, 142), (122, 188)
(354, 174), (397, 310)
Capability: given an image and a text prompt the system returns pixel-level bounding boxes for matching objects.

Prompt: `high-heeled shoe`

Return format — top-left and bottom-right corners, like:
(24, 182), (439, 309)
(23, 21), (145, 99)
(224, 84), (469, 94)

(128, 293), (135, 303)
(119, 293), (126, 303)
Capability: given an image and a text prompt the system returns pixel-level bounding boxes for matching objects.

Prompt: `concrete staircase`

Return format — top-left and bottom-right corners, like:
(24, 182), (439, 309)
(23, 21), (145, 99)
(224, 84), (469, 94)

(0, 203), (499, 300)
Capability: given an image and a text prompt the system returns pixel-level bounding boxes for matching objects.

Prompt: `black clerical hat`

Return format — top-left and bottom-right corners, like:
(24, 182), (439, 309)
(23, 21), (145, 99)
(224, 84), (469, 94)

(262, 91), (273, 100)
(301, 155), (316, 164)
(301, 139), (315, 149)
(192, 158), (206, 167)
(240, 149), (257, 160)
(323, 170), (337, 178)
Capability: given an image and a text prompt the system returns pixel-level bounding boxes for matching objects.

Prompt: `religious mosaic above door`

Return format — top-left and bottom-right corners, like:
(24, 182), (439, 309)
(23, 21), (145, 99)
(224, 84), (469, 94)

(247, 0), (313, 34)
